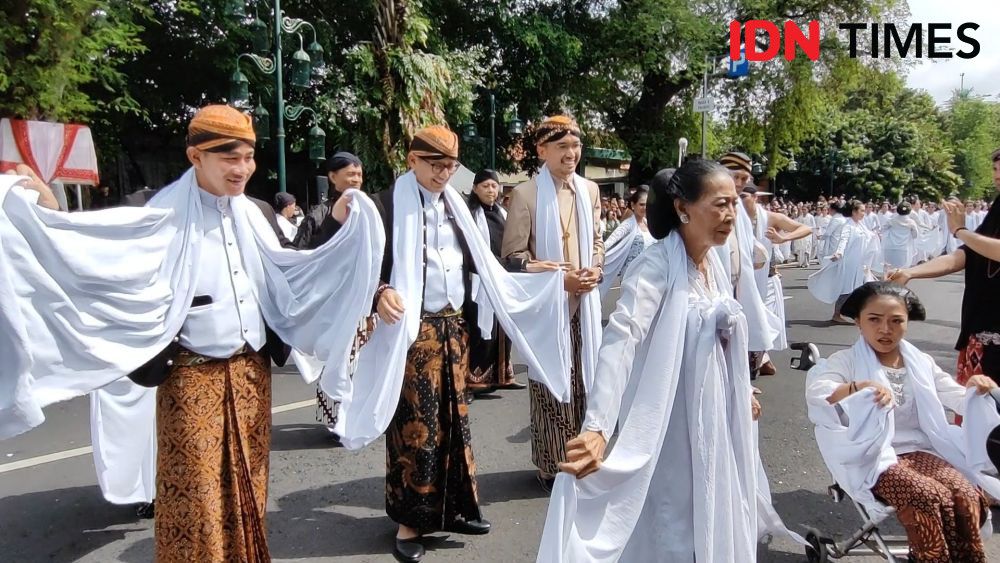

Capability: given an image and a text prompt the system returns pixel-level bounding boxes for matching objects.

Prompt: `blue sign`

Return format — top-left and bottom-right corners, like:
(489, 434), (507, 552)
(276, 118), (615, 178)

(728, 48), (749, 78)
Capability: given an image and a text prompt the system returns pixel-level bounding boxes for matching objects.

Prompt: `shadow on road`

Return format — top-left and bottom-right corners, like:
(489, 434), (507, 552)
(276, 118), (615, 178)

(270, 423), (345, 452)
(0, 485), (150, 561)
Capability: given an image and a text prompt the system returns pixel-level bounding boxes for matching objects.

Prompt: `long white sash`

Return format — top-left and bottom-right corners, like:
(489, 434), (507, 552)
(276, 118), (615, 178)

(808, 338), (1000, 510)
(535, 165), (601, 393)
(325, 172), (569, 449)
(539, 233), (793, 562)
(0, 169), (383, 439)
(598, 216), (639, 297)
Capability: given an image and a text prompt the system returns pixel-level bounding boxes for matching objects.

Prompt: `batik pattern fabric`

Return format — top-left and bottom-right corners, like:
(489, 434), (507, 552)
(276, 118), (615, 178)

(385, 310), (481, 531)
(529, 315), (586, 477)
(466, 320), (515, 392)
(155, 351), (271, 563)
(872, 451), (988, 563)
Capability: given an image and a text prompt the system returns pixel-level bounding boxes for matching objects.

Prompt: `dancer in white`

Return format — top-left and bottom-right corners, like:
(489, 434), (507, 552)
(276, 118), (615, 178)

(807, 282), (999, 562)
(808, 200), (876, 322)
(599, 186), (654, 296)
(882, 202), (921, 269)
(538, 160), (799, 563)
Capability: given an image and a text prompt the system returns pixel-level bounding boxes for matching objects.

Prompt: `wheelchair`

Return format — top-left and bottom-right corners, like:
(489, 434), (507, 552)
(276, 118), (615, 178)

(789, 342), (911, 562)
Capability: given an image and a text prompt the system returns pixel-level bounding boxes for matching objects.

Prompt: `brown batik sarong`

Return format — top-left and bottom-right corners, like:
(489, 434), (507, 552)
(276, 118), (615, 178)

(386, 308), (481, 531)
(872, 451), (989, 563)
(466, 320), (516, 392)
(155, 351), (272, 563)
(529, 315), (586, 477)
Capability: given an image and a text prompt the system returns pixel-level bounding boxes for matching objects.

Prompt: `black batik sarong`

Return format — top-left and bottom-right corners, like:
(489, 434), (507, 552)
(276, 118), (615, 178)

(385, 310), (481, 531)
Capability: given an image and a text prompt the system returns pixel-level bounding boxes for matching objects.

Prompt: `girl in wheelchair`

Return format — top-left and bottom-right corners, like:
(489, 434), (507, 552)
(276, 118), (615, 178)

(806, 281), (1000, 563)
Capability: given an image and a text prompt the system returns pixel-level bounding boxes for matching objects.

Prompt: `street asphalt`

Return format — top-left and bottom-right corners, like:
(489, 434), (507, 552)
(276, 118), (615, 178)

(0, 265), (993, 562)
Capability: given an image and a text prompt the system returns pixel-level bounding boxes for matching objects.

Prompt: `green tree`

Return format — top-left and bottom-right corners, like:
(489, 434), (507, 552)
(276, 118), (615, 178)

(0, 0), (150, 122)
(947, 91), (1000, 199)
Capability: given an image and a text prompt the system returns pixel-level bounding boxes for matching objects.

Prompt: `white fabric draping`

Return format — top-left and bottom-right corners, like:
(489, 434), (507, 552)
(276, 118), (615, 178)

(535, 165), (602, 393)
(473, 204), (507, 245)
(806, 339), (1000, 512)
(538, 232), (796, 562)
(807, 221), (870, 304)
(882, 214), (920, 269)
(598, 216), (638, 297)
(324, 172), (568, 449)
(0, 170), (383, 439)
(716, 202), (779, 353)
(90, 378), (157, 504)
(0, 118), (99, 185)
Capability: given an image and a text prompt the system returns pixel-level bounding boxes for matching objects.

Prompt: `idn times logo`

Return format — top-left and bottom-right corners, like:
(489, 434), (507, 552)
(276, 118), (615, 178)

(729, 20), (981, 62)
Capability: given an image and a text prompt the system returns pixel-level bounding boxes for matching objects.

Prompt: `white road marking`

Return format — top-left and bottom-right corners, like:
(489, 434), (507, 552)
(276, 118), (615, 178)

(0, 398), (318, 474)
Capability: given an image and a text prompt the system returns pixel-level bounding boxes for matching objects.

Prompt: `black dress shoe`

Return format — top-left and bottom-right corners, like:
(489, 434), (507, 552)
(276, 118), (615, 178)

(135, 501), (155, 519)
(393, 537), (425, 562)
(444, 517), (491, 535)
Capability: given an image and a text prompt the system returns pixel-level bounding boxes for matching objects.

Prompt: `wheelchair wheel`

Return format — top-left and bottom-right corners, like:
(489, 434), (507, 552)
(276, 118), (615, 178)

(805, 530), (829, 563)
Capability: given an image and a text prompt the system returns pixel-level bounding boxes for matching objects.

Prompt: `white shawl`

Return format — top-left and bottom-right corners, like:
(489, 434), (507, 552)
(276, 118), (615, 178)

(538, 232), (792, 562)
(807, 221), (869, 304)
(324, 172), (568, 449)
(806, 338), (1000, 511)
(751, 204), (772, 297)
(535, 165), (602, 393)
(0, 169), (383, 439)
(717, 202), (779, 353)
(473, 203), (507, 245)
(598, 216), (639, 297)
(90, 378), (157, 504)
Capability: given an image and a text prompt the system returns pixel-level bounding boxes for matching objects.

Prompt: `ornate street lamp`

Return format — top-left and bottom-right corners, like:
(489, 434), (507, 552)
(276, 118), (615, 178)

(230, 69), (250, 104)
(224, 0), (247, 19)
(227, 4), (327, 192)
(253, 103), (271, 142)
(462, 123), (479, 142)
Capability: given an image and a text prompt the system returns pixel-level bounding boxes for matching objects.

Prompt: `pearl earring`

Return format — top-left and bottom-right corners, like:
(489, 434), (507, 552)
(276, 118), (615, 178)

(680, 213), (690, 224)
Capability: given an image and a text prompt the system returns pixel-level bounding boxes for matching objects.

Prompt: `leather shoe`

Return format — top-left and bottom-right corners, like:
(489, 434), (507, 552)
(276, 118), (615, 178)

(498, 380), (528, 390)
(758, 361), (776, 376)
(444, 517), (491, 535)
(393, 537), (425, 562)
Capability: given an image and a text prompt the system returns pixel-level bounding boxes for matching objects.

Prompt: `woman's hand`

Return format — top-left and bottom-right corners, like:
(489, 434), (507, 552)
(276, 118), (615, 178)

(558, 430), (607, 479)
(751, 387), (763, 421)
(966, 374), (998, 396)
(859, 381), (894, 407)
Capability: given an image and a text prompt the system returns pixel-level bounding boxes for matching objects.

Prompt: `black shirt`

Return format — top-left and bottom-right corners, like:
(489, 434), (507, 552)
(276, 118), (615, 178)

(957, 194), (1000, 349)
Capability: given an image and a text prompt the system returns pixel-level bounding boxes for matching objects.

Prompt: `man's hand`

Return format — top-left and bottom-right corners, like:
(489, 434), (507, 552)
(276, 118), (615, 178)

(331, 190), (353, 223)
(765, 227), (785, 245)
(943, 201), (966, 235)
(558, 430), (607, 479)
(6, 164), (59, 210)
(886, 268), (912, 286)
(376, 287), (405, 324)
(526, 260), (568, 273)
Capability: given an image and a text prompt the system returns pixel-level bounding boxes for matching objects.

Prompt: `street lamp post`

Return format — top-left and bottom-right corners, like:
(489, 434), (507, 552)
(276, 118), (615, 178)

(825, 149), (852, 198)
(462, 91), (523, 172)
(227, 0), (326, 192)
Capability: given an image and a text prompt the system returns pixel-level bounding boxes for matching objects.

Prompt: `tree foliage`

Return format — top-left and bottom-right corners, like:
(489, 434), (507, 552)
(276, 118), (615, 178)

(0, 0), (150, 122)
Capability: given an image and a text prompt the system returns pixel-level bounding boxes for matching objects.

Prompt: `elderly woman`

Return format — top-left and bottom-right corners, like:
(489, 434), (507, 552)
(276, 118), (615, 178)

(598, 185), (654, 296)
(465, 169), (527, 395)
(891, 149), (1000, 389)
(538, 160), (792, 562)
(806, 282), (1000, 563)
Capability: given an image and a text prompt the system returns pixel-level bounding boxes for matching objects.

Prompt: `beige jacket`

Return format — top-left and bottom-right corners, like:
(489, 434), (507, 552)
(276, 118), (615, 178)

(501, 175), (605, 314)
